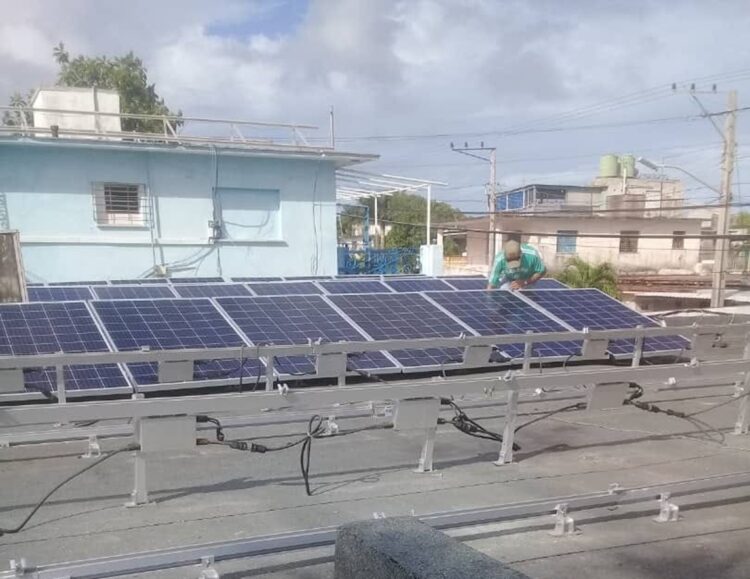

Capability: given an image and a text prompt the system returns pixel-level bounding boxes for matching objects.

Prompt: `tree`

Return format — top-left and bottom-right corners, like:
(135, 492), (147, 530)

(338, 192), (464, 254)
(3, 43), (180, 133)
(1, 90), (34, 127)
(732, 211), (750, 229)
(555, 257), (620, 298)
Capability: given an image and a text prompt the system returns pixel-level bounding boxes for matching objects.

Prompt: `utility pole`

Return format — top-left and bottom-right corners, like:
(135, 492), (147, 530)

(711, 90), (737, 308)
(450, 142), (498, 269)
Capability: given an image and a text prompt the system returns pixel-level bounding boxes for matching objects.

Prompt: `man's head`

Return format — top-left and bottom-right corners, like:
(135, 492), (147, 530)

(503, 240), (521, 269)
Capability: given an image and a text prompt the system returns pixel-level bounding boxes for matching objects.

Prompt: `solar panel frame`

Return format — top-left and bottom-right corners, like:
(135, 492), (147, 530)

(110, 278), (170, 285)
(326, 292), (486, 370)
(91, 298), (262, 389)
(425, 290), (581, 360)
(172, 284), (252, 298)
(247, 281), (323, 296)
(530, 278), (569, 289)
(216, 295), (398, 377)
(443, 278), (488, 291)
(0, 301), (130, 397)
(169, 277), (226, 284)
(230, 277), (283, 282)
(48, 280), (108, 286)
(28, 286), (94, 302)
(318, 280), (393, 294)
(383, 278), (454, 293)
(518, 288), (690, 357)
(92, 285), (177, 300)
(283, 276), (333, 281)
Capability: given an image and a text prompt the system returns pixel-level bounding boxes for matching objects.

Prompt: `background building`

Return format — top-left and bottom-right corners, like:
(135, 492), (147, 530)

(0, 88), (375, 282)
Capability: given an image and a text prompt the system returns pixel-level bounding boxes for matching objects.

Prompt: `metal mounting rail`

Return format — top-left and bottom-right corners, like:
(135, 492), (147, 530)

(5, 471), (750, 579)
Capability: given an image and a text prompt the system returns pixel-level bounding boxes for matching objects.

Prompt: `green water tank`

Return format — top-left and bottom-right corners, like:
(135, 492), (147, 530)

(620, 154), (637, 178)
(599, 154), (620, 178)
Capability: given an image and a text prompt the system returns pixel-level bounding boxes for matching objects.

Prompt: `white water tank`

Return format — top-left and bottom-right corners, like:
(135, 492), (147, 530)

(31, 87), (121, 137)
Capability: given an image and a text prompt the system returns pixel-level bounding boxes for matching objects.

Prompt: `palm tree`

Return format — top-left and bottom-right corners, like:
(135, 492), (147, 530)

(555, 257), (620, 298)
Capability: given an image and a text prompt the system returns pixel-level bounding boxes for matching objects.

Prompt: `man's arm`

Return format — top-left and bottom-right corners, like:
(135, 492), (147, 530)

(510, 255), (546, 289)
(487, 256), (505, 289)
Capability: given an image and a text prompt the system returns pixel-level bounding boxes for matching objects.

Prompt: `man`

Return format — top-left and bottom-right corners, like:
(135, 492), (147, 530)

(487, 239), (546, 290)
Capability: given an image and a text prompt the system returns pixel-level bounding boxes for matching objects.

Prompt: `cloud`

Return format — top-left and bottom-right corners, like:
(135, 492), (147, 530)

(1, 0), (750, 208)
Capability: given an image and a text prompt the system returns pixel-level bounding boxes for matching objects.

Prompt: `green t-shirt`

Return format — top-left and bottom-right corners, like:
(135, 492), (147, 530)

(489, 243), (546, 287)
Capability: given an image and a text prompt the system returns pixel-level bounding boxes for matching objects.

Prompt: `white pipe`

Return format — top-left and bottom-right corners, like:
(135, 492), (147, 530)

(426, 184), (432, 245)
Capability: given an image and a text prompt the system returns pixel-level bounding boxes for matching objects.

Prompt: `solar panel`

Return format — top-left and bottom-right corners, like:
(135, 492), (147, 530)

(531, 279), (568, 289)
(172, 284), (252, 298)
(216, 295), (395, 376)
(93, 285), (176, 300)
(327, 293), (472, 368)
(48, 280), (106, 286)
(334, 275), (382, 279)
(247, 282), (323, 296)
(0, 302), (128, 393)
(92, 299), (261, 385)
(319, 280), (392, 294)
(28, 286), (94, 302)
(231, 277), (283, 282)
(384, 278), (453, 292)
(426, 290), (580, 359)
(520, 289), (690, 356)
(110, 279), (170, 285)
(444, 278), (487, 290)
(170, 277), (225, 284)
(439, 274), (485, 279)
(284, 276), (332, 281)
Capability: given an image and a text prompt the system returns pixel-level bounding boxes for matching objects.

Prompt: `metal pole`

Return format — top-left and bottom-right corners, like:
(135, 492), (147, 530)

(329, 105), (335, 149)
(426, 184), (432, 245)
(374, 195), (379, 249)
(711, 90), (737, 308)
(488, 149), (497, 268)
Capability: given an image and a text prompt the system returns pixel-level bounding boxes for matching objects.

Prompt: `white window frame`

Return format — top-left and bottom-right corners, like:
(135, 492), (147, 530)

(92, 182), (148, 227)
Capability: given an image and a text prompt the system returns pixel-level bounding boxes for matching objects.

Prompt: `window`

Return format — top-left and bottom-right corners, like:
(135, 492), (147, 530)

(672, 230), (686, 250)
(93, 182), (146, 226)
(619, 230), (639, 253)
(556, 230), (577, 254)
(217, 188), (281, 241)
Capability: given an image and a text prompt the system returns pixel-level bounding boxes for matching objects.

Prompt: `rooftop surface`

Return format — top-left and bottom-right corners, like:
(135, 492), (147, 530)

(1, 363), (749, 578)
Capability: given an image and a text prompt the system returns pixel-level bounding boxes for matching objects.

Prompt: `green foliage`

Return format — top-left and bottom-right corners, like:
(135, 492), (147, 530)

(338, 192), (464, 255)
(1, 90), (34, 127)
(4, 43), (180, 134)
(555, 257), (620, 298)
(732, 211), (750, 229)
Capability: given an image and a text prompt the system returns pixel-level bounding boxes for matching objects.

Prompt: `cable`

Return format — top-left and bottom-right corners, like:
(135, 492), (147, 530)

(438, 397), (519, 450)
(0, 443), (138, 537)
(196, 415), (225, 442)
(513, 402), (587, 433)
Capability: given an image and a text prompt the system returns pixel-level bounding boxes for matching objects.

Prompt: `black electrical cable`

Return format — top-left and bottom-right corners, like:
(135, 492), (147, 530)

(0, 443), (138, 537)
(438, 398), (520, 450)
(196, 415), (225, 442)
(513, 402), (587, 433)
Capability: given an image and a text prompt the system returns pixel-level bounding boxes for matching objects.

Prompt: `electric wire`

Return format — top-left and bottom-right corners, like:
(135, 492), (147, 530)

(0, 444), (138, 537)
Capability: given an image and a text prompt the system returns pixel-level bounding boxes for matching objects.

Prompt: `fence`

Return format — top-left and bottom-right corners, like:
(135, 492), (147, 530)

(338, 247), (420, 275)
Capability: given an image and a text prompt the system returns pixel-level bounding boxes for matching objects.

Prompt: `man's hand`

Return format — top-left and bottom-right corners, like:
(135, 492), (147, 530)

(486, 284), (495, 291)
(509, 280), (525, 290)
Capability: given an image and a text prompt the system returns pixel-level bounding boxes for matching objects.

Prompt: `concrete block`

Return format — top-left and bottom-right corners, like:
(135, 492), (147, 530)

(334, 517), (530, 579)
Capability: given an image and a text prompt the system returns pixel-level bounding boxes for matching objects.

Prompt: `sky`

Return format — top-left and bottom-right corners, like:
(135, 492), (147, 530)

(2, 0), (750, 212)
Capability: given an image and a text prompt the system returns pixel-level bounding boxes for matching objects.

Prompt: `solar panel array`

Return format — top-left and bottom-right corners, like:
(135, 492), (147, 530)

(0, 302), (127, 393)
(216, 295), (395, 375)
(110, 279), (170, 285)
(427, 290), (580, 359)
(328, 293), (470, 368)
(0, 275), (691, 397)
(92, 299), (262, 385)
(520, 289), (690, 355)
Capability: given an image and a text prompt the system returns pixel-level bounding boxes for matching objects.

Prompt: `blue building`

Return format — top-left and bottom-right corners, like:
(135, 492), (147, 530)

(0, 94), (375, 282)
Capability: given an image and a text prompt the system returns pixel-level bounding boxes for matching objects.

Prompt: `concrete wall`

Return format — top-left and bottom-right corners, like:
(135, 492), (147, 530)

(0, 141), (338, 281)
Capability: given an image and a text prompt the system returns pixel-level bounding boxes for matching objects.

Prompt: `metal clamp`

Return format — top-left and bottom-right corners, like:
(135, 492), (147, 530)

(654, 492), (679, 523)
(80, 435), (102, 459)
(198, 556), (219, 579)
(550, 503), (577, 536)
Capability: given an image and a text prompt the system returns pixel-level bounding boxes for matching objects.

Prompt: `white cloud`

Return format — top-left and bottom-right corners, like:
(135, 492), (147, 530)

(2, 0), (750, 208)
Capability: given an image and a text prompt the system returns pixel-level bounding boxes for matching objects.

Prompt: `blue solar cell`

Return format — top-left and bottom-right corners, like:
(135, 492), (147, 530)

(231, 277), (283, 282)
(172, 284), (252, 298)
(384, 279), (453, 292)
(93, 285), (176, 300)
(0, 302), (127, 393)
(444, 278), (487, 290)
(426, 290), (580, 359)
(319, 281), (392, 294)
(28, 286), (94, 302)
(110, 279), (170, 285)
(216, 295), (395, 376)
(327, 293), (472, 368)
(92, 299), (261, 385)
(531, 279), (568, 289)
(334, 275), (382, 279)
(520, 289), (690, 356)
(439, 275), (485, 279)
(170, 277), (225, 284)
(247, 282), (323, 296)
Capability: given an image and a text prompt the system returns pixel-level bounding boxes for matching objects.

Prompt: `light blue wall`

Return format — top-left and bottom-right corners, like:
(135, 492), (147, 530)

(0, 141), (339, 282)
